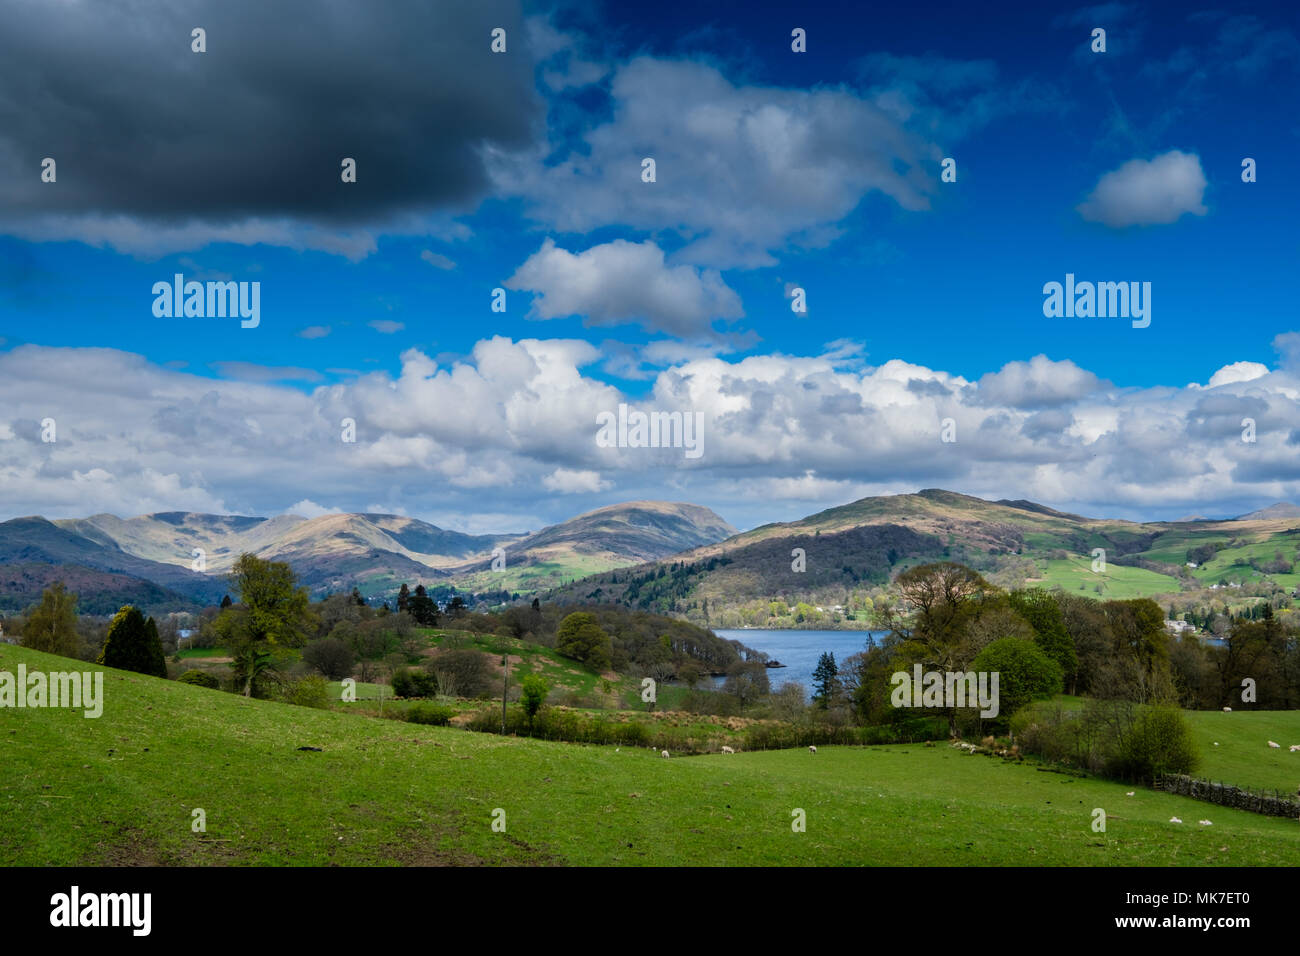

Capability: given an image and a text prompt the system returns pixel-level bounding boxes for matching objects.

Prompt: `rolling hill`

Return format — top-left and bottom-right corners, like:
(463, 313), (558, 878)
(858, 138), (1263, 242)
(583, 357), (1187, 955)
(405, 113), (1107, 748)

(0, 501), (736, 611)
(542, 489), (1300, 625)
(3, 643), (1296, 866)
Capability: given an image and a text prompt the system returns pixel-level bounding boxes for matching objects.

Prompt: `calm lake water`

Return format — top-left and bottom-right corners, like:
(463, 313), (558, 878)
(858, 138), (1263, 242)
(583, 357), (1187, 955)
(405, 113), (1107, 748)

(711, 628), (886, 698)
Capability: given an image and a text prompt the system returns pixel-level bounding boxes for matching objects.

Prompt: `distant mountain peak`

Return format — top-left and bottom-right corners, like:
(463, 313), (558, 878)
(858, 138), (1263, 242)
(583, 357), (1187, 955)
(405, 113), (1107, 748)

(1235, 502), (1300, 521)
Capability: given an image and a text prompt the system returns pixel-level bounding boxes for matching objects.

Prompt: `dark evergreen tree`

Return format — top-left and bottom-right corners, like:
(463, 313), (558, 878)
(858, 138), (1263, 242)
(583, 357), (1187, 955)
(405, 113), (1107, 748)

(812, 651), (838, 708)
(98, 606), (168, 678)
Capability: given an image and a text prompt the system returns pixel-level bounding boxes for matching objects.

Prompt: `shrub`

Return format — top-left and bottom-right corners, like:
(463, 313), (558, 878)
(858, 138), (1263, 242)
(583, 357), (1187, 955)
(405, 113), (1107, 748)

(286, 675), (330, 709)
(177, 669), (220, 689)
(405, 702), (456, 726)
(520, 674), (548, 726)
(392, 667), (438, 698)
(302, 637), (355, 680)
(1110, 705), (1199, 782)
(429, 649), (494, 698)
(391, 667), (417, 698)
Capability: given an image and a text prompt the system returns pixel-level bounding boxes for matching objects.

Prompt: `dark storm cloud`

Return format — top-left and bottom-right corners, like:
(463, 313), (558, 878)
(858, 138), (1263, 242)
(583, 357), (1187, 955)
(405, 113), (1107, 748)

(0, 0), (540, 227)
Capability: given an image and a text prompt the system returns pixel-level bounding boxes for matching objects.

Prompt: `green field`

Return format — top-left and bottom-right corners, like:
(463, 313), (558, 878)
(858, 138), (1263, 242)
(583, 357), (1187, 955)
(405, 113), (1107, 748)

(1186, 709), (1300, 794)
(3, 645), (1298, 866)
(1031, 558), (1181, 600)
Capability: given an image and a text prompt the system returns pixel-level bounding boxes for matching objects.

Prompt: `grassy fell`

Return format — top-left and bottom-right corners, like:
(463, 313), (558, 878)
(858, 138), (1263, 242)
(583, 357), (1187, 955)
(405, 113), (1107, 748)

(3, 644), (1298, 866)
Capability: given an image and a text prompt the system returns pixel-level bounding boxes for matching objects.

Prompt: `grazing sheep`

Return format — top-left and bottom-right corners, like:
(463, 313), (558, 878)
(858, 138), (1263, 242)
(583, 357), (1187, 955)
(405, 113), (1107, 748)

(809, 745), (817, 754)
(721, 746), (735, 754)
(1169, 816), (1183, 824)
(1213, 742), (1219, 746)
(1126, 791), (1135, 796)
(660, 750), (670, 759)
(1199, 820), (1213, 826)
(1223, 707), (1232, 713)
(1268, 741), (1280, 748)
(1289, 745), (1300, 752)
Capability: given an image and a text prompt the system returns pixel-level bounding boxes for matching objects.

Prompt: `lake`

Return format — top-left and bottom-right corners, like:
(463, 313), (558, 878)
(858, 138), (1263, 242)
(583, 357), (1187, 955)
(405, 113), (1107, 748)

(711, 628), (886, 699)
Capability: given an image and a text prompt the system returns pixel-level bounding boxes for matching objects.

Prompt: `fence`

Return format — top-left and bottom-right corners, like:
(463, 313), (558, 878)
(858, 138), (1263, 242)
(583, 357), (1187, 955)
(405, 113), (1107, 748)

(1155, 773), (1300, 819)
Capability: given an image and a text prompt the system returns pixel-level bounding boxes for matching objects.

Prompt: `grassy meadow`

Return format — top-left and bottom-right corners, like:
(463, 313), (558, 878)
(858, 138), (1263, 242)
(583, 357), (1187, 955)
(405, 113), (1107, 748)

(3, 644), (1298, 866)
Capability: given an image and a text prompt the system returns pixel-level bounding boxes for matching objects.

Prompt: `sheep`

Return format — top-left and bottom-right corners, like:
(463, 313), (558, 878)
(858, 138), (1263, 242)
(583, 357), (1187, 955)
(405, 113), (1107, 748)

(1223, 707), (1232, 713)
(660, 750), (670, 759)
(1289, 745), (1300, 752)
(1268, 741), (1280, 748)
(1169, 816), (1183, 824)
(1125, 791), (1135, 797)
(1198, 820), (1213, 826)
(809, 745), (817, 754)
(721, 746), (735, 754)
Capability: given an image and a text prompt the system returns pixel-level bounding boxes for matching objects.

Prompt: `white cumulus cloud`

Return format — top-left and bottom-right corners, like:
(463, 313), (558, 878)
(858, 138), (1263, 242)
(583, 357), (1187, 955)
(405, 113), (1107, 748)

(1077, 150), (1209, 228)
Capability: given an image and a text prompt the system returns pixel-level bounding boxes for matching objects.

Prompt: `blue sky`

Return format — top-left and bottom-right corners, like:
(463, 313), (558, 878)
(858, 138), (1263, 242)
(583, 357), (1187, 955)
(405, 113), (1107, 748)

(1, 0), (1298, 530)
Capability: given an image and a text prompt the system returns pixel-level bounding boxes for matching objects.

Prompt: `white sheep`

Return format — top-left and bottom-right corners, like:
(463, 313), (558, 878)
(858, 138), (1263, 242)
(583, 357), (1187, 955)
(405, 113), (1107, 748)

(1268, 740), (1280, 748)
(1223, 707), (1232, 712)
(1289, 745), (1300, 752)
(660, 750), (670, 759)
(809, 745), (817, 754)
(721, 746), (735, 754)
(1199, 820), (1213, 826)
(1169, 816), (1183, 824)
(1125, 791), (1134, 796)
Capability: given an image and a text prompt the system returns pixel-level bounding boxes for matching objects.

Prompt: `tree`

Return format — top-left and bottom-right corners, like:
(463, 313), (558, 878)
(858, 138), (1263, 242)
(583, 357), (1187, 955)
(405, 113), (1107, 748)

(351, 587), (366, 607)
(228, 553), (316, 648)
(218, 554), (316, 696)
(429, 649), (494, 698)
(447, 595), (468, 619)
(969, 637), (1063, 726)
(812, 651), (838, 708)
(1009, 589), (1077, 686)
(396, 583), (410, 614)
(220, 594), (232, 609)
(723, 660), (770, 711)
(302, 637), (356, 680)
(407, 585), (440, 627)
(21, 582), (80, 658)
(520, 674), (547, 728)
(98, 606), (167, 678)
(555, 612), (613, 672)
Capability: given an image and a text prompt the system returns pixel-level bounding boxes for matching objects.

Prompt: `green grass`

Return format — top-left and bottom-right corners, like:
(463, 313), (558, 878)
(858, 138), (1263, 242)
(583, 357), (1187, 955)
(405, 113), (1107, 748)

(1031, 558), (1181, 600)
(176, 646), (229, 659)
(3, 644), (1298, 866)
(1185, 709), (1300, 794)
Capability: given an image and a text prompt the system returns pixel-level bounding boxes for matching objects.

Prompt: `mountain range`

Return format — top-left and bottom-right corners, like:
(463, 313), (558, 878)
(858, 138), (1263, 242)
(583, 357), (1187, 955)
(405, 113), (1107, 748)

(0, 502), (735, 614)
(0, 491), (1296, 619)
